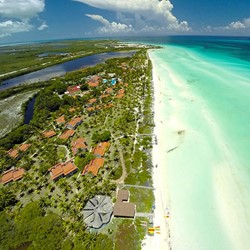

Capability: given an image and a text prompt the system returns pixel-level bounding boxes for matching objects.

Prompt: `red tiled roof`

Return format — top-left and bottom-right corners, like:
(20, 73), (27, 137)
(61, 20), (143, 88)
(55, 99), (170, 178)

(88, 98), (97, 104)
(100, 94), (109, 99)
(66, 85), (81, 93)
(69, 107), (76, 113)
(18, 144), (31, 152)
(92, 142), (110, 157)
(87, 76), (100, 87)
(115, 93), (125, 99)
(7, 144), (31, 158)
(42, 130), (56, 138)
(88, 82), (99, 87)
(1, 168), (25, 185)
(105, 88), (113, 94)
(66, 117), (82, 129)
(71, 138), (87, 155)
(56, 115), (66, 124)
(49, 161), (78, 180)
(82, 158), (105, 176)
(13, 168), (25, 181)
(59, 129), (75, 140)
(104, 103), (113, 109)
(7, 149), (19, 158)
(87, 106), (95, 112)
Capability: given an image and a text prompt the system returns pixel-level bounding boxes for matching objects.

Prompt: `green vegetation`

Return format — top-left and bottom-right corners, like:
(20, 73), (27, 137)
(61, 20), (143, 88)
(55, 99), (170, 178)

(0, 202), (113, 250)
(0, 40), (139, 84)
(92, 131), (111, 144)
(0, 46), (156, 249)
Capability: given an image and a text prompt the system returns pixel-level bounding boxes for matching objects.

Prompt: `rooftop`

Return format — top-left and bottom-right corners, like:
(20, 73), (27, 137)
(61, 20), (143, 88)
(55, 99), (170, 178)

(66, 85), (81, 94)
(66, 117), (82, 128)
(88, 98), (97, 104)
(1, 168), (25, 185)
(59, 129), (75, 140)
(7, 144), (31, 158)
(42, 130), (56, 138)
(49, 161), (78, 180)
(113, 189), (136, 218)
(56, 115), (66, 124)
(82, 158), (105, 176)
(92, 142), (110, 157)
(83, 195), (113, 229)
(71, 137), (87, 155)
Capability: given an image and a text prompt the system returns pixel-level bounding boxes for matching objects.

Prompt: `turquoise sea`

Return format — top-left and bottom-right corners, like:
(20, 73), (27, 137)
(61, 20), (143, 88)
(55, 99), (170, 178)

(141, 36), (250, 249)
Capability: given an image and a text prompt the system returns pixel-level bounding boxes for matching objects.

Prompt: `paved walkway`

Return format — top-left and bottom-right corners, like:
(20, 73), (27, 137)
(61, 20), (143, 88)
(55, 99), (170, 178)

(122, 184), (155, 190)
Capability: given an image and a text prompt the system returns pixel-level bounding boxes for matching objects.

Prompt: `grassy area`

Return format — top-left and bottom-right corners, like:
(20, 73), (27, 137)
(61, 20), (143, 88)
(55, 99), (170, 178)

(114, 219), (147, 250)
(129, 187), (154, 213)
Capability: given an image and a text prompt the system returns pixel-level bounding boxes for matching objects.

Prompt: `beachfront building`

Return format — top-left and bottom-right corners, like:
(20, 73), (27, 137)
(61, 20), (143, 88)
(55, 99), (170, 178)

(83, 195), (113, 229)
(92, 142), (110, 157)
(82, 158), (104, 176)
(59, 129), (75, 140)
(66, 117), (83, 130)
(0, 168), (25, 185)
(49, 160), (78, 181)
(42, 130), (56, 138)
(71, 138), (88, 155)
(113, 189), (136, 218)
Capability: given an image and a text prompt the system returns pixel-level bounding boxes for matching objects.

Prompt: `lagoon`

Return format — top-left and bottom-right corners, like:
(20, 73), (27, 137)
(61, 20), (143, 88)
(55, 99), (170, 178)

(0, 51), (135, 91)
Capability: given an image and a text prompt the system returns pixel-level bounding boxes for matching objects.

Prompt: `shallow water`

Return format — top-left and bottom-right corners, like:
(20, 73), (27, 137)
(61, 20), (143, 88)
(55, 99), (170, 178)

(148, 37), (250, 250)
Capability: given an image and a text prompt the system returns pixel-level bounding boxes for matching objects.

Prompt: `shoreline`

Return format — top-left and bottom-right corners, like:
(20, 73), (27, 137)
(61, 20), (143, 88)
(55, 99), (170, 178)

(142, 50), (171, 249)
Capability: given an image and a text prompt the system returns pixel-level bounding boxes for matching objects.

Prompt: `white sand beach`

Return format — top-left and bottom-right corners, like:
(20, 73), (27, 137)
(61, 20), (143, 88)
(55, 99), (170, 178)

(142, 51), (172, 250)
(143, 47), (250, 250)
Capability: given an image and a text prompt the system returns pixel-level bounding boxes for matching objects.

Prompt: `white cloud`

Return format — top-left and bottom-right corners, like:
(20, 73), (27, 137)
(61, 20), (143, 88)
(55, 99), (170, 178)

(86, 14), (133, 34)
(0, 0), (45, 19)
(0, 0), (46, 38)
(76, 0), (190, 33)
(207, 18), (250, 32)
(0, 20), (32, 38)
(38, 21), (48, 31)
(228, 21), (245, 29)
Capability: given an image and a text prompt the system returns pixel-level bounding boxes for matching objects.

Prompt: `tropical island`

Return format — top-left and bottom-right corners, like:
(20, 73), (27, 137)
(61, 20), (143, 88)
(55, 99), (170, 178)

(0, 40), (157, 250)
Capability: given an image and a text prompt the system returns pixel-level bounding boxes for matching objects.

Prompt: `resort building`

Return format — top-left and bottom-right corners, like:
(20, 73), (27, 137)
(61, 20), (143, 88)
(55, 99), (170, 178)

(113, 189), (136, 218)
(65, 85), (81, 95)
(88, 75), (100, 87)
(7, 144), (31, 159)
(71, 137), (88, 155)
(87, 98), (97, 105)
(115, 89), (125, 99)
(42, 130), (56, 138)
(1, 168), (25, 185)
(69, 107), (76, 113)
(92, 142), (110, 157)
(49, 160), (78, 181)
(59, 129), (75, 140)
(56, 115), (66, 125)
(100, 94), (109, 99)
(82, 158), (105, 176)
(83, 195), (113, 229)
(66, 117), (83, 130)
(105, 88), (113, 94)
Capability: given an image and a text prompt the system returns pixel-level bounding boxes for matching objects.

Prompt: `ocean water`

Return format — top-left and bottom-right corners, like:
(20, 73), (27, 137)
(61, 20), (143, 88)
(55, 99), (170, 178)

(147, 36), (250, 249)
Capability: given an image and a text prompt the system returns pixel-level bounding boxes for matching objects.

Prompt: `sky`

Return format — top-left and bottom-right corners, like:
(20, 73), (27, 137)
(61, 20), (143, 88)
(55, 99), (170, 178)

(0, 0), (249, 44)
